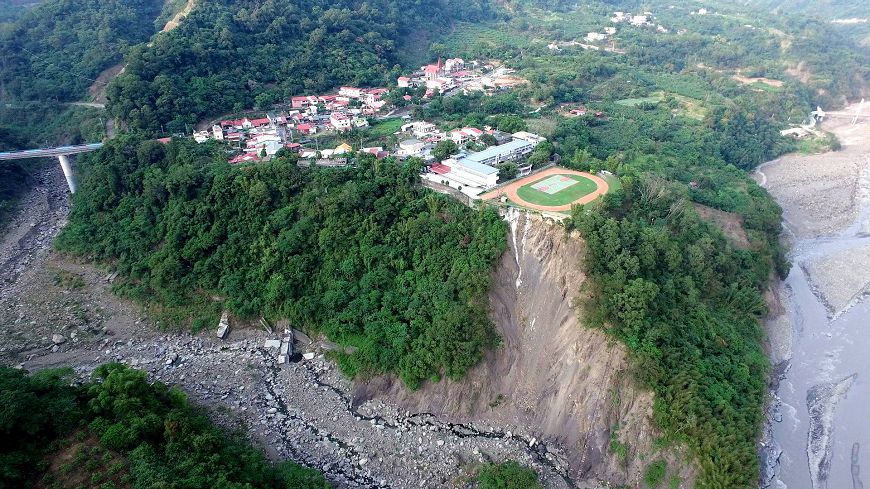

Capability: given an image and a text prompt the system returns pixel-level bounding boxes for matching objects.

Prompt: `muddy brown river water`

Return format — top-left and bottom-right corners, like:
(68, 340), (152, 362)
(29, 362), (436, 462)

(758, 114), (870, 489)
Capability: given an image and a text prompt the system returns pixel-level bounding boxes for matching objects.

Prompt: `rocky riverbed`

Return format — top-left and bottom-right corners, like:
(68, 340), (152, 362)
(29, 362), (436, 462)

(757, 109), (870, 489)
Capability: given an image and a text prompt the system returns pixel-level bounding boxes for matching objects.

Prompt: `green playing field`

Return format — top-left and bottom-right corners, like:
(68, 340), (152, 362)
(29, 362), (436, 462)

(516, 174), (598, 206)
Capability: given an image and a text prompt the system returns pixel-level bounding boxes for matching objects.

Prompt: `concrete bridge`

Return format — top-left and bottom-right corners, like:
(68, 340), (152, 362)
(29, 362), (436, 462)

(0, 143), (103, 193)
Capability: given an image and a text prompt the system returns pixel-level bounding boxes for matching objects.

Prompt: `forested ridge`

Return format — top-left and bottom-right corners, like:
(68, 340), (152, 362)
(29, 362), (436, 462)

(57, 136), (506, 388)
(0, 363), (328, 488)
(107, 0), (491, 134)
(0, 0), (163, 102)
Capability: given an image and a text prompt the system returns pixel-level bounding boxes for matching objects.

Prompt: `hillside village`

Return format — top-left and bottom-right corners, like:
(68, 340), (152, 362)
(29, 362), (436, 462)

(190, 57), (548, 200)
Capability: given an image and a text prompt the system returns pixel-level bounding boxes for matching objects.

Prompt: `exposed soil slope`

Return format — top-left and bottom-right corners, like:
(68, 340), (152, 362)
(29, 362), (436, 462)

(354, 211), (696, 486)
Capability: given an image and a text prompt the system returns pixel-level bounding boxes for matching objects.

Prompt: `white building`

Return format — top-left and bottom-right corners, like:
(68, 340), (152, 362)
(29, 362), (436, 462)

(631, 15), (650, 26)
(444, 58), (465, 72)
(512, 131), (547, 144)
(193, 130), (210, 143)
(585, 32), (607, 42)
(338, 86), (363, 99)
(432, 158), (499, 189)
(402, 121), (439, 138)
(330, 113), (352, 131)
(398, 138), (426, 157)
(212, 125), (224, 141)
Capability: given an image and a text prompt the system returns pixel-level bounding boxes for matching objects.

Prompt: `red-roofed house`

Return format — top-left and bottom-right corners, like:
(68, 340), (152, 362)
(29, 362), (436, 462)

(403, 94), (413, 101)
(462, 127), (484, 139)
(397, 76), (411, 88)
(424, 64), (440, 81)
(295, 123), (316, 135)
(430, 163), (452, 175)
(363, 88), (388, 105)
(156, 137), (171, 144)
(222, 118), (251, 130)
(229, 154), (260, 164)
(250, 118), (271, 127)
(292, 96), (318, 109)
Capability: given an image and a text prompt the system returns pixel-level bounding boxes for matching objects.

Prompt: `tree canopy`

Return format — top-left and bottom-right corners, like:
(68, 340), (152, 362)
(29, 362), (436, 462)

(57, 136), (507, 389)
(0, 363), (328, 488)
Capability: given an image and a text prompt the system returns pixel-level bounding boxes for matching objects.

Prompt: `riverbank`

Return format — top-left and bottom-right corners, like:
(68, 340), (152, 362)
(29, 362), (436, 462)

(756, 104), (870, 489)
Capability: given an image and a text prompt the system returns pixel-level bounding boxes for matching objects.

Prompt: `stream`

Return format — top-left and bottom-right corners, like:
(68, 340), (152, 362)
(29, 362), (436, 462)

(759, 149), (870, 489)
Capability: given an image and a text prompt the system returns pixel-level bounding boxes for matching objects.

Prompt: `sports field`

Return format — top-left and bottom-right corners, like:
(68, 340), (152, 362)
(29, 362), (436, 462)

(479, 167), (610, 213)
(516, 174), (598, 206)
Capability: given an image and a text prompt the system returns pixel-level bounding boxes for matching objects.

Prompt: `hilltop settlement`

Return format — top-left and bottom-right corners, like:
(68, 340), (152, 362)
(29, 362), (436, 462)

(189, 57), (548, 199)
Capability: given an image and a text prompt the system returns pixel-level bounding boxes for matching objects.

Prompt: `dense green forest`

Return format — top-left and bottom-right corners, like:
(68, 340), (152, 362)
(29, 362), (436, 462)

(57, 136), (506, 388)
(0, 363), (328, 488)
(0, 0), (40, 24)
(107, 0), (492, 134)
(0, 0), (163, 102)
(568, 176), (776, 488)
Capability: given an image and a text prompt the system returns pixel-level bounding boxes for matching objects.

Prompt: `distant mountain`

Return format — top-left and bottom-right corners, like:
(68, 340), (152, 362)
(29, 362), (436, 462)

(734, 0), (867, 18)
(732, 0), (870, 44)
(0, 0), (164, 102)
(0, 0), (41, 24)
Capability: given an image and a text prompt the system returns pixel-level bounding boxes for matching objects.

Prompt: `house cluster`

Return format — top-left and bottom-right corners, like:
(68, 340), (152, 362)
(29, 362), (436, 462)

(610, 11), (669, 32)
(192, 84), (393, 164)
(584, 27), (617, 43)
(393, 121), (546, 195)
(396, 58), (522, 98)
(397, 57), (466, 97)
(292, 85), (390, 131)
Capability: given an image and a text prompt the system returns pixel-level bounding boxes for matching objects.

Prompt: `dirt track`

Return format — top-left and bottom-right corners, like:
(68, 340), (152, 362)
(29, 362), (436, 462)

(480, 168), (609, 213)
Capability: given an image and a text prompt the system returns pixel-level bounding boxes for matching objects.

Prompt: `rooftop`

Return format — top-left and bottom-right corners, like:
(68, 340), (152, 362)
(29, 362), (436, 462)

(453, 158), (499, 176)
(463, 139), (533, 164)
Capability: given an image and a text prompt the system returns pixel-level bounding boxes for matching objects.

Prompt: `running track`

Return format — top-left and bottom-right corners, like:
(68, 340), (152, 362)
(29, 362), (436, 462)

(479, 167), (609, 213)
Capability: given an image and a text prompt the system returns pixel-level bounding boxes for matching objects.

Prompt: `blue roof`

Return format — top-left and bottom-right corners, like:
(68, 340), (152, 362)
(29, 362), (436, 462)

(463, 139), (533, 164)
(455, 158), (498, 175)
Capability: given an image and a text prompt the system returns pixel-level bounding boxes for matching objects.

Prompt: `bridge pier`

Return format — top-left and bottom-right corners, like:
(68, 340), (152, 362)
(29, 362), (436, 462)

(58, 154), (77, 193)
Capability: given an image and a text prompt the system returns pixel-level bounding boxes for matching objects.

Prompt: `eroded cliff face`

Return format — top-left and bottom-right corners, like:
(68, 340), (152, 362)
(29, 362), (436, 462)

(354, 211), (696, 486)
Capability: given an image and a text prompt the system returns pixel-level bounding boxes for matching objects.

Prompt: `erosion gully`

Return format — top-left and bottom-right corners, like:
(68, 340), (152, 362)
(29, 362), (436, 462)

(759, 160), (870, 489)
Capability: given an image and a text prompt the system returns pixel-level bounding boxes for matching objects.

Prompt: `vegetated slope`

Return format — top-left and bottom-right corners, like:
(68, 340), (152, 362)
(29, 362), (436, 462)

(496, 0), (868, 108)
(0, 363), (327, 488)
(107, 0), (492, 134)
(355, 211), (697, 486)
(56, 136), (506, 388)
(0, 0), (164, 102)
(568, 174), (778, 488)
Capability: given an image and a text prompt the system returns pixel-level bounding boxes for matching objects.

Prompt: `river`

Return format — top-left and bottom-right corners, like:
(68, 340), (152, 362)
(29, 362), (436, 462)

(758, 114), (870, 489)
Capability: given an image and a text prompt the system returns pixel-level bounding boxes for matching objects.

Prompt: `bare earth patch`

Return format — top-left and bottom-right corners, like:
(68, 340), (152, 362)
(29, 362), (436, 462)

(732, 74), (784, 88)
(693, 203), (751, 249)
